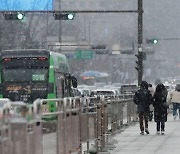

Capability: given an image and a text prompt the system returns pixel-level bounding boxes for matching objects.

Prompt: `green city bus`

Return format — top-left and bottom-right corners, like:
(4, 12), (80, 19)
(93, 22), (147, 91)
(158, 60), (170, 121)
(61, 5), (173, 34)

(0, 49), (77, 114)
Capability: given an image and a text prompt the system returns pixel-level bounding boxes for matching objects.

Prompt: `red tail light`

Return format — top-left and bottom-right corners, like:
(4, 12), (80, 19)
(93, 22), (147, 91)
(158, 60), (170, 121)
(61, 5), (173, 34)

(38, 57), (46, 60)
(3, 58), (11, 61)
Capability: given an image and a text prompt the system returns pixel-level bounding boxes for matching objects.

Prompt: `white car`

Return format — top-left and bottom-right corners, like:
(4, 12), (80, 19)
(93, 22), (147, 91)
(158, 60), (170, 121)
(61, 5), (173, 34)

(92, 89), (117, 98)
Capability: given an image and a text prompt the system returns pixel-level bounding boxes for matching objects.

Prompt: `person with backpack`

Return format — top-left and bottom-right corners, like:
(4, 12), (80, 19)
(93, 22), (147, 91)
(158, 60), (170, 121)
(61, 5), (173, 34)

(167, 84), (180, 120)
(153, 83), (168, 135)
(133, 81), (152, 135)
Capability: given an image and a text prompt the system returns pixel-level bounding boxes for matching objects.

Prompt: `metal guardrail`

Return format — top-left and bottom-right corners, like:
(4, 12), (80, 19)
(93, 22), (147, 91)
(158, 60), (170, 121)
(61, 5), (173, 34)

(0, 95), (136, 154)
(0, 99), (42, 154)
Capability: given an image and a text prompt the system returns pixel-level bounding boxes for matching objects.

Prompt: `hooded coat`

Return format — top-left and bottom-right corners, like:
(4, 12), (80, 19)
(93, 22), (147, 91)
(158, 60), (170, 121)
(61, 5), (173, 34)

(153, 83), (168, 122)
(133, 81), (152, 113)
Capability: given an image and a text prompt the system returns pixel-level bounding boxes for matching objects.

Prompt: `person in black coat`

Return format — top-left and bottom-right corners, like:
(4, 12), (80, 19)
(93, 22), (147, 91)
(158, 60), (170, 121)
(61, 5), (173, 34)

(133, 81), (152, 135)
(153, 83), (168, 135)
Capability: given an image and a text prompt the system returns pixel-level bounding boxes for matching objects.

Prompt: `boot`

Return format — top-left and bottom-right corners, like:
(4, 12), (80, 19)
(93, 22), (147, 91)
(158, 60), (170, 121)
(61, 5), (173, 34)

(156, 131), (160, 135)
(140, 131), (144, 135)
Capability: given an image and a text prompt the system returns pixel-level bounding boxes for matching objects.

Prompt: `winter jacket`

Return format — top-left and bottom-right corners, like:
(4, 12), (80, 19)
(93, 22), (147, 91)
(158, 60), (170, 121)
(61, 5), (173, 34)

(133, 88), (152, 113)
(167, 90), (180, 104)
(153, 87), (168, 122)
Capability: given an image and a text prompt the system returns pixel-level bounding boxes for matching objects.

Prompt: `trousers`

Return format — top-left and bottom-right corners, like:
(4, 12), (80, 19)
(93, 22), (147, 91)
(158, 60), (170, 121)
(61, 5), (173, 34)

(157, 121), (165, 131)
(139, 112), (149, 132)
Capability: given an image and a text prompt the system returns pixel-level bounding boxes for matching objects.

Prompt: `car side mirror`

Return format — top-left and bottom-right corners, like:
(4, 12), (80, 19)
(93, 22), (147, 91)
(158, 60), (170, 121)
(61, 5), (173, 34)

(71, 76), (77, 88)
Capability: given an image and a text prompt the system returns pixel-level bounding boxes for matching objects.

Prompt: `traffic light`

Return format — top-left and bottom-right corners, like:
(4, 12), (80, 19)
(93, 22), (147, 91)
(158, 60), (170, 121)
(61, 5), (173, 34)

(135, 60), (141, 71)
(54, 13), (75, 20)
(135, 52), (146, 71)
(135, 52), (146, 60)
(16, 12), (25, 20)
(4, 12), (25, 20)
(146, 38), (158, 44)
(135, 54), (142, 71)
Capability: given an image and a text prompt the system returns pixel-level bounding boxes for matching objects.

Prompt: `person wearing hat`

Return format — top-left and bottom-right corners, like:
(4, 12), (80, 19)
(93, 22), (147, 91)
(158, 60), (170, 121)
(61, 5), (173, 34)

(133, 81), (152, 135)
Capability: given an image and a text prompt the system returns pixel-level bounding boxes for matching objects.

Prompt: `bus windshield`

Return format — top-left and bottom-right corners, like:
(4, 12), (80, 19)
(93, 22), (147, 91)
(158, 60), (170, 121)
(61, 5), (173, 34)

(2, 68), (48, 82)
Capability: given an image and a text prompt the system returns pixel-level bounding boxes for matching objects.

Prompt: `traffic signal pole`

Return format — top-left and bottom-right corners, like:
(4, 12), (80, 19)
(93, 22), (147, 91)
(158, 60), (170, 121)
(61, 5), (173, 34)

(58, 0), (62, 53)
(137, 0), (143, 86)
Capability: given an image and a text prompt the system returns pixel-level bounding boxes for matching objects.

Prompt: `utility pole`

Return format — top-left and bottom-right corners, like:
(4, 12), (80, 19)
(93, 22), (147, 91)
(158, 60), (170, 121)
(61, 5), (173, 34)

(136, 0), (144, 86)
(58, 0), (62, 53)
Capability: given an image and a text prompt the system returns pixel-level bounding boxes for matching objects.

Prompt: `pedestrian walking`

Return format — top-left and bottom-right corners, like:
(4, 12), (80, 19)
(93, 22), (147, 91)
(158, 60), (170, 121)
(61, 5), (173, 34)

(167, 84), (180, 120)
(133, 81), (152, 135)
(148, 83), (155, 121)
(153, 83), (168, 135)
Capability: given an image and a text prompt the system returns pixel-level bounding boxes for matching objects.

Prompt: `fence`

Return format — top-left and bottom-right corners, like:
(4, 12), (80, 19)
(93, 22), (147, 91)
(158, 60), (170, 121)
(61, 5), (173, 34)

(0, 95), (136, 154)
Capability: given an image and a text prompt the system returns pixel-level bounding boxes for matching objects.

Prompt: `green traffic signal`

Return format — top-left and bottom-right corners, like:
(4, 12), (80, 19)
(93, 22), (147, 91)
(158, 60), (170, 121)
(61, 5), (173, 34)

(67, 13), (74, 20)
(17, 12), (25, 20)
(4, 12), (25, 20)
(146, 38), (158, 44)
(54, 13), (75, 20)
(152, 39), (158, 44)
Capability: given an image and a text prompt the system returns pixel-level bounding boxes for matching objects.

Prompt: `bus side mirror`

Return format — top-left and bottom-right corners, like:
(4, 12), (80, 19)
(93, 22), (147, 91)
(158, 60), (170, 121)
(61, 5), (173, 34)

(48, 83), (54, 93)
(71, 76), (77, 88)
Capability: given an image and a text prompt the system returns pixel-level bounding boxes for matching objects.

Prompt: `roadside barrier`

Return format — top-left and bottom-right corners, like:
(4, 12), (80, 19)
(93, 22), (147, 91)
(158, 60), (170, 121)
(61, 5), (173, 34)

(0, 94), (135, 154)
(0, 99), (11, 154)
(0, 99), (42, 154)
(107, 97), (136, 133)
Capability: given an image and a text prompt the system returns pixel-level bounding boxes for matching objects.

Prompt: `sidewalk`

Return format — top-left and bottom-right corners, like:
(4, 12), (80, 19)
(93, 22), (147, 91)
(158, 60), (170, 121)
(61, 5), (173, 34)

(107, 114), (180, 154)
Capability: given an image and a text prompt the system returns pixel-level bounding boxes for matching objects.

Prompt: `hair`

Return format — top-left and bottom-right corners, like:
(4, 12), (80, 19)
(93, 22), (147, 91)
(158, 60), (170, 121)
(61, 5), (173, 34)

(155, 83), (165, 93)
(141, 81), (148, 89)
